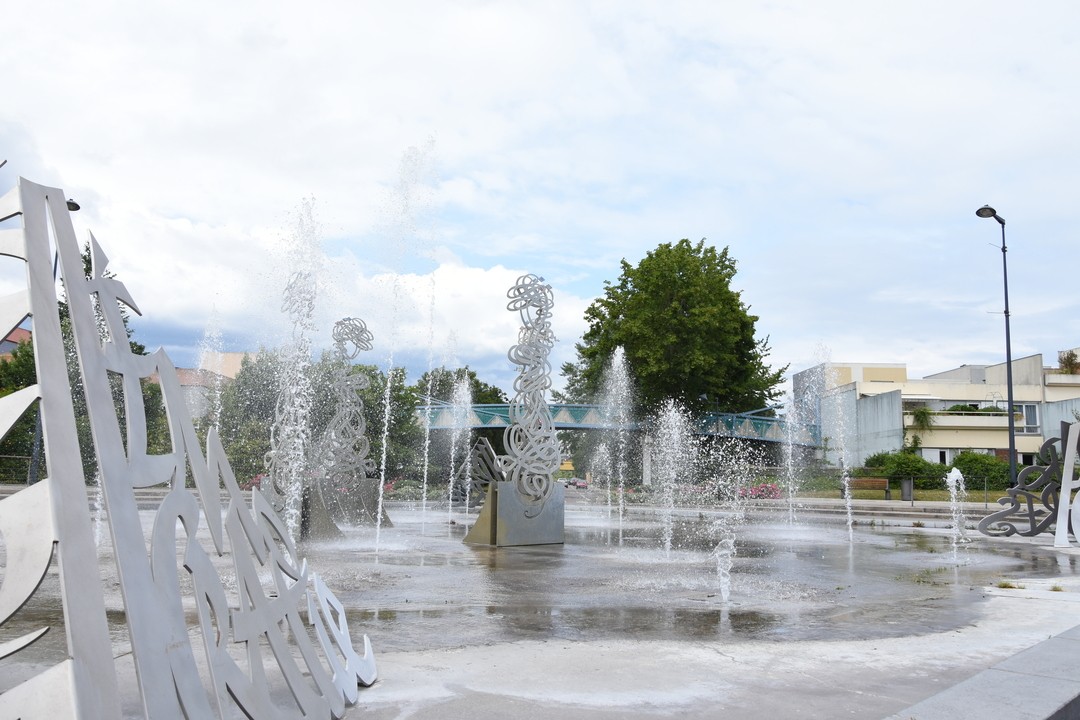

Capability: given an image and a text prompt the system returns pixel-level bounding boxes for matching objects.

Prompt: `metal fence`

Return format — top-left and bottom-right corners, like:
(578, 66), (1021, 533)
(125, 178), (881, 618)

(0, 455), (32, 484)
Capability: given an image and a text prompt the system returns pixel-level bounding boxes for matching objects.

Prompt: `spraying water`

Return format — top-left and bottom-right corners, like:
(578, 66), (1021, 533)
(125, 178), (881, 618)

(375, 363), (396, 548)
(266, 199), (321, 542)
(945, 467), (969, 559)
(195, 310), (226, 430)
(446, 375), (472, 528)
(589, 440), (613, 519)
(703, 437), (755, 603)
(419, 280), (438, 527)
(596, 347), (635, 542)
(652, 400), (696, 559)
(813, 358), (856, 542)
(779, 389), (805, 524)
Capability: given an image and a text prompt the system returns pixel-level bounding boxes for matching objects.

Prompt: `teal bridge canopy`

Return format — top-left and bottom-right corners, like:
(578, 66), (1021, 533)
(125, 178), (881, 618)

(417, 403), (820, 447)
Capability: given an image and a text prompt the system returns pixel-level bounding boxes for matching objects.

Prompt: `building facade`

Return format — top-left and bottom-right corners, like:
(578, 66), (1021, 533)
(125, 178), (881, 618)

(792, 350), (1080, 468)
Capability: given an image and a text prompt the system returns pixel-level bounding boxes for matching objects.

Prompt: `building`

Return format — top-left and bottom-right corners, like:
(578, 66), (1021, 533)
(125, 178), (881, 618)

(150, 352), (254, 418)
(0, 327), (31, 359)
(792, 349), (1080, 468)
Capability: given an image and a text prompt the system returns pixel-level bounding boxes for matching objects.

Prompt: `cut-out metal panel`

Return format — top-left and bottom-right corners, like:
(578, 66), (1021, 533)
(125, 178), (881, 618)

(0, 179), (122, 719)
(3, 178), (376, 719)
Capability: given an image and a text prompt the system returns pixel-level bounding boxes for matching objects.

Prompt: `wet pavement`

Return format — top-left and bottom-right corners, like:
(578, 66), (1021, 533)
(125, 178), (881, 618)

(5, 495), (1080, 718)
(313, 508), (1072, 653)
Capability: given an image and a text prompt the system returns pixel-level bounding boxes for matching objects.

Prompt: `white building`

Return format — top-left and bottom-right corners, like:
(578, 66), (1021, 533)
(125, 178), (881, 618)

(792, 350), (1080, 468)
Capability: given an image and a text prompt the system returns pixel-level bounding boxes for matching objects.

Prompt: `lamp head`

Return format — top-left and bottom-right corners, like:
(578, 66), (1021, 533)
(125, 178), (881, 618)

(976, 204), (1004, 225)
(66, 199), (80, 212)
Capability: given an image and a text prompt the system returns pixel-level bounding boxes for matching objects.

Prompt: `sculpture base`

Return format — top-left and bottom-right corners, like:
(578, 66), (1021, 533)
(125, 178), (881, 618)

(463, 481), (564, 546)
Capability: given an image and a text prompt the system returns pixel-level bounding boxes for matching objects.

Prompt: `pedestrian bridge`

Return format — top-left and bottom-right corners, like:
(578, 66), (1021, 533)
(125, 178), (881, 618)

(416, 403), (819, 447)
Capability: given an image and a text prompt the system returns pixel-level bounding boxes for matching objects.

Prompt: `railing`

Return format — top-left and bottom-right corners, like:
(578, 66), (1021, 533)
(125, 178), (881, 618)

(905, 411), (1039, 435)
(416, 404), (820, 446)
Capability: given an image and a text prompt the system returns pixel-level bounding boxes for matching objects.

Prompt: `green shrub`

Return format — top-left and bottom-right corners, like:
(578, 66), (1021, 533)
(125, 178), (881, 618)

(950, 450), (1012, 490)
(800, 473), (844, 491)
(863, 452), (895, 469)
(855, 451), (945, 488)
(946, 404), (978, 412)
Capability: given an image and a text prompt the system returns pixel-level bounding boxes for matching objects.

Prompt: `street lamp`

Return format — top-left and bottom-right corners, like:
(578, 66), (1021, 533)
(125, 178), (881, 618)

(976, 204), (1017, 487)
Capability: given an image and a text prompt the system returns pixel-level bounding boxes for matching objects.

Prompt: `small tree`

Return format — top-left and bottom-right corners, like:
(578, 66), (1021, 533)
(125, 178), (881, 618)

(1059, 350), (1080, 375)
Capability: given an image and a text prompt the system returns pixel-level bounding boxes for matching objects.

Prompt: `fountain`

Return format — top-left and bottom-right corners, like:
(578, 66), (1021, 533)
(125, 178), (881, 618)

(945, 467), (969, 557)
(445, 373), (474, 517)
(7, 178), (1080, 719)
(594, 346), (635, 537)
(652, 400), (697, 558)
(264, 200), (321, 542)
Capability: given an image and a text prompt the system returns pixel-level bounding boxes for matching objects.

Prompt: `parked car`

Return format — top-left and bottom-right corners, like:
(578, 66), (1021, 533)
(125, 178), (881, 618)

(566, 478), (587, 489)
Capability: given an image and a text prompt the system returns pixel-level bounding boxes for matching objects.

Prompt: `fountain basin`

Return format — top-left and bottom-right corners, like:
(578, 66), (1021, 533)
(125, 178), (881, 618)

(4, 497), (1080, 718)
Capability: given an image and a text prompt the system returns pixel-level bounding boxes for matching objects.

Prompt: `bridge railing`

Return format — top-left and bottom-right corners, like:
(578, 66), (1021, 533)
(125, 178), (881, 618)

(416, 404), (820, 447)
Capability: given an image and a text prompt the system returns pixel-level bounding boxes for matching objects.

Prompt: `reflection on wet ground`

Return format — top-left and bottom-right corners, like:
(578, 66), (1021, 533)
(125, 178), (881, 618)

(3, 504), (1077, 686)
(306, 508), (1080, 653)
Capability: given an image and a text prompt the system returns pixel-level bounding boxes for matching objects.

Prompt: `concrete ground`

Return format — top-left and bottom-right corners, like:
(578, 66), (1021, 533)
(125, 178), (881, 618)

(5, 488), (1080, 719)
(342, 496), (1080, 720)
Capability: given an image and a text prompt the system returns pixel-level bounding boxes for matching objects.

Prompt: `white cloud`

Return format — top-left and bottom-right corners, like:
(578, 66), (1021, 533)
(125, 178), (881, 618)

(3, 0), (1079, 399)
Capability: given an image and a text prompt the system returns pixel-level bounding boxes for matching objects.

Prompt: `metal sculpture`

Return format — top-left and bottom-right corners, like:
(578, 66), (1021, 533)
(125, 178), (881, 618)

(264, 267), (317, 540)
(979, 421), (1080, 539)
(0, 179), (376, 718)
(0, 178), (121, 718)
(1054, 422), (1080, 548)
(464, 273), (564, 546)
(316, 317), (388, 526)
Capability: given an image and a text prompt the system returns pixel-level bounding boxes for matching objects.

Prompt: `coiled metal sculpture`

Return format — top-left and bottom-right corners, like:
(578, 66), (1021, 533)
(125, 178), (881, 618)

(499, 274), (560, 513)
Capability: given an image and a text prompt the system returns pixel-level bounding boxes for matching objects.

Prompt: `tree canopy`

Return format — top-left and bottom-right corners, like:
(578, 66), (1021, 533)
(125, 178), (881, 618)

(413, 366), (508, 405)
(562, 239), (786, 414)
(216, 350), (425, 485)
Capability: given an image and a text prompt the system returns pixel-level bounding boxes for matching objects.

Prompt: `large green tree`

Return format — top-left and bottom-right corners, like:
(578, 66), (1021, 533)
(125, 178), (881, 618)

(563, 239), (786, 414)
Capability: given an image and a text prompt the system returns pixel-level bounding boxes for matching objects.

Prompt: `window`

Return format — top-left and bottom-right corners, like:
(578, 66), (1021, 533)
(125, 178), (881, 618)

(1015, 404), (1040, 435)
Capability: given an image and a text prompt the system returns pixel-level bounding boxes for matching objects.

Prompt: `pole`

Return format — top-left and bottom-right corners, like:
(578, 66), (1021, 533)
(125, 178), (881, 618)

(998, 218), (1017, 487)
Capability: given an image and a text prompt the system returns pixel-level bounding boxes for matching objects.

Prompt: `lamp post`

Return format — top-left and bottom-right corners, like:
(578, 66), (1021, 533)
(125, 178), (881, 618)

(976, 204), (1017, 487)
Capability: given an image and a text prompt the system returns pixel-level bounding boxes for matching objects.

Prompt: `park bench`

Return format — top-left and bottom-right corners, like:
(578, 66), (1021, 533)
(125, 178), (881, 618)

(840, 477), (891, 500)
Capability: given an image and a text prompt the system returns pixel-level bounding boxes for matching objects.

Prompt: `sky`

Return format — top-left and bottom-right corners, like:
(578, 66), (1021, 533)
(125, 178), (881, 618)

(2, 1), (1079, 398)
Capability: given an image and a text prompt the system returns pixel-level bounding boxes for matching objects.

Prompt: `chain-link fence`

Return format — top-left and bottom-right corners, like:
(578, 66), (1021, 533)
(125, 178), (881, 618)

(0, 455), (32, 484)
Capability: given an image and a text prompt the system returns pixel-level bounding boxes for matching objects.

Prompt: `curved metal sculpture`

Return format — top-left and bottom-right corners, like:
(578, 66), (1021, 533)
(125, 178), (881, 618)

(464, 274), (564, 546)
(501, 273), (561, 510)
(0, 179), (376, 718)
(979, 421), (1079, 539)
(264, 268), (317, 540)
(316, 317), (388, 525)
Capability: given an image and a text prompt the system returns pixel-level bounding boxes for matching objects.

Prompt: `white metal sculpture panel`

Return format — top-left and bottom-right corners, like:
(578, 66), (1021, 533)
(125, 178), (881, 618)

(1054, 422), (1080, 548)
(0, 179), (121, 719)
(1, 179), (375, 718)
